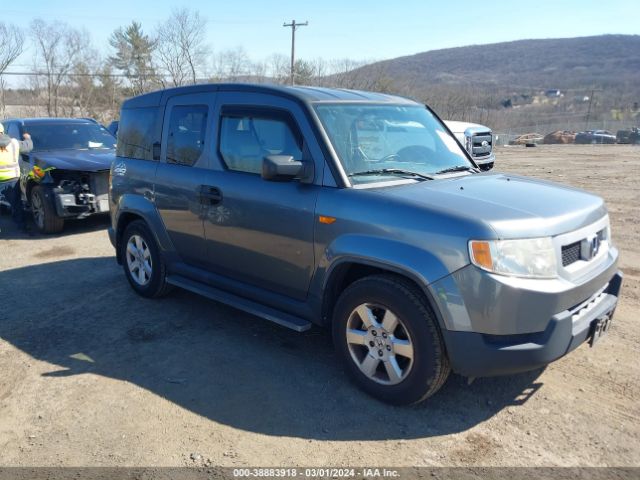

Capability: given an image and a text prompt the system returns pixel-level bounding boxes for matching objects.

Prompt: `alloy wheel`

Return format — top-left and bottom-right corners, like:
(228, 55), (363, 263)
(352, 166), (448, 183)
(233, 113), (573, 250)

(345, 303), (414, 385)
(126, 234), (153, 286)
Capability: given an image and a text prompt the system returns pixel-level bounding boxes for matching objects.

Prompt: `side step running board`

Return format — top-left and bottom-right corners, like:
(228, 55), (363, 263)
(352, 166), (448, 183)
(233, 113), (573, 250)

(166, 274), (312, 332)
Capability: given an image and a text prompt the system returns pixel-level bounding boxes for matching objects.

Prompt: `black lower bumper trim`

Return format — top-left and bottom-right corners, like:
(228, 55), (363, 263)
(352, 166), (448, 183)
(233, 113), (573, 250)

(442, 271), (623, 377)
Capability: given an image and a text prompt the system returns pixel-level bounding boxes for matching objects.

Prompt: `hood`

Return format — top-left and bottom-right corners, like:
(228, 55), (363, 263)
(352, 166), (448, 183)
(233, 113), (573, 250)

(31, 149), (115, 172)
(444, 120), (490, 134)
(378, 172), (607, 238)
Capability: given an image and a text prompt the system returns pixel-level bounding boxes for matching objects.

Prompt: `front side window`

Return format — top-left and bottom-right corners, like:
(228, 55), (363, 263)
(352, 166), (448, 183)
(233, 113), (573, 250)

(27, 123), (116, 152)
(166, 105), (208, 166)
(117, 107), (159, 160)
(314, 104), (472, 185)
(219, 111), (302, 174)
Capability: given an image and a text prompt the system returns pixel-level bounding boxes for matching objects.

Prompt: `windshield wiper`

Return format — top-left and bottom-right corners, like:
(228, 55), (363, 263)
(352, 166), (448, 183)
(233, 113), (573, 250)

(434, 165), (479, 175)
(348, 168), (434, 181)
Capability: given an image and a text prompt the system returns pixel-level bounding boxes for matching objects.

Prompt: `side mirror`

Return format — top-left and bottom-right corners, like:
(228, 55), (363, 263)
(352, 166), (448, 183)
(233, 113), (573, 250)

(262, 155), (313, 182)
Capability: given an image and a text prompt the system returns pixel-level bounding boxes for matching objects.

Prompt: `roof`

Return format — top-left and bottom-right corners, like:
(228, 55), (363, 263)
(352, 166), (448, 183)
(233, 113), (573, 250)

(122, 83), (419, 109)
(4, 117), (99, 125)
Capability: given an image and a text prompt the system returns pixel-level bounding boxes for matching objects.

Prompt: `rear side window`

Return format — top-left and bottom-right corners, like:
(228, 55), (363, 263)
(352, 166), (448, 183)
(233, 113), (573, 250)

(6, 123), (21, 139)
(219, 110), (302, 174)
(166, 105), (208, 166)
(117, 107), (159, 160)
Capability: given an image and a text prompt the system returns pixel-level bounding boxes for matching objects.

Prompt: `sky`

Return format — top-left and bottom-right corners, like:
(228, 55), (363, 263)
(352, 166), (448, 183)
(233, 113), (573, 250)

(3, 0), (639, 73)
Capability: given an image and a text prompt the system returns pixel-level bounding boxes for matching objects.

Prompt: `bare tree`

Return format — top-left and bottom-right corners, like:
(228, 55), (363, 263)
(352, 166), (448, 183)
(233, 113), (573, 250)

(325, 58), (370, 88)
(0, 23), (23, 75)
(156, 8), (209, 86)
(0, 22), (25, 115)
(67, 56), (99, 118)
(30, 19), (89, 116)
(249, 59), (269, 83)
(213, 47), (251, 81)
(309, 57), (328, 82)
(266, 53), (290, 84)
(95, 65), (124, 121)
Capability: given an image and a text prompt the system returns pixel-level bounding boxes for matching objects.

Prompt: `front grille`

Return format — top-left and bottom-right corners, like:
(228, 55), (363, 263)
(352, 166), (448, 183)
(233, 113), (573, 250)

(471, 133), (492, 158)
(562, 241), (581, 266)
(561, 228), (607, 267)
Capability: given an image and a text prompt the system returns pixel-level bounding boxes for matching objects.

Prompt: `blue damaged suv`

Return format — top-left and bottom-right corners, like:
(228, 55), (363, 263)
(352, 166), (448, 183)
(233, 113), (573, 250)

(108, 84), (622, 404)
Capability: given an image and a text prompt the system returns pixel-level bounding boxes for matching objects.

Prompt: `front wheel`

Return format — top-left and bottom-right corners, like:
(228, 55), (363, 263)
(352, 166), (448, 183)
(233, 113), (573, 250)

(30, 186), (64, 233)
(120, 220), (172, 298)
(332, 274), (450, 405)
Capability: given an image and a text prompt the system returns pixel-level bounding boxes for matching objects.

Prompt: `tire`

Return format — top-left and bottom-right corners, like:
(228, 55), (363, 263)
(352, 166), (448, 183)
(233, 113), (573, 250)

(332, 274), (450, 405)
(120, 220), (172, 298)
(30, 186), (64, 234)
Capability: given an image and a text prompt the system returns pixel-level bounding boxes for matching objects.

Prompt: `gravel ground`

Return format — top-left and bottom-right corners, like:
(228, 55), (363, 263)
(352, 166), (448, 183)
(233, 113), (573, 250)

(0, 144), (638, 468)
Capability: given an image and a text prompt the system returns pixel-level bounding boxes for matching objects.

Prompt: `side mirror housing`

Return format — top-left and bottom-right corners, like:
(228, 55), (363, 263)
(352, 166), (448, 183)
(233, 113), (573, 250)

(262, 155), (314, 183)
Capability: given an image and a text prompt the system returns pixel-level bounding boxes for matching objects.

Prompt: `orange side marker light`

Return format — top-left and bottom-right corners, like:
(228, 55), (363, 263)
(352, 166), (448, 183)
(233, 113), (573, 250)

(470, 241), (493, 270)
(319, 215), (336, 225)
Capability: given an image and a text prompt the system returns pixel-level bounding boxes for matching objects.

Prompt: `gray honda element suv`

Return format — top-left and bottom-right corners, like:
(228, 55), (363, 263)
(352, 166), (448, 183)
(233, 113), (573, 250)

(108, 84), (622, 405)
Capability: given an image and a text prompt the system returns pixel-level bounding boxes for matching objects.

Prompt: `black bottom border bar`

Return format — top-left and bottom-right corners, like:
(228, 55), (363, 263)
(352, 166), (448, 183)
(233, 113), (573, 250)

(0, 467), (638, 480)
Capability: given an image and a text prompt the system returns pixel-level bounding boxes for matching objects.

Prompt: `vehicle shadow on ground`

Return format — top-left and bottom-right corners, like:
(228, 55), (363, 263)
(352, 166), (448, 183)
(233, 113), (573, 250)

(0, 210), (110, 240)
(0, 257), (545, 441)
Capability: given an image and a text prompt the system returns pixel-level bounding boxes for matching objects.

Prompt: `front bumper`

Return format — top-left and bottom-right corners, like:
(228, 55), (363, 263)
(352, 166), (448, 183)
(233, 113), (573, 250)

(473, 152), (495, 170)
(53, 190), (109, 218)
(441, 271), (623, 377)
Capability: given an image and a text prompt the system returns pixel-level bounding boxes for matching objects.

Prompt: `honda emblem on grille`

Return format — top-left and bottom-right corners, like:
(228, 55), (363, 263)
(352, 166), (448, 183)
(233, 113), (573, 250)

(591, 235), (600, 257)
(580, 234), (600, 261)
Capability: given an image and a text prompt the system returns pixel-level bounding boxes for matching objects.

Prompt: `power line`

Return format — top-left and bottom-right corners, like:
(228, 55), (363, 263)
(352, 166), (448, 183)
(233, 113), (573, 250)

(4, 63), (206, 77)
(0, 70), (192, 81)
(282, 20), (308, 86)
(2, 9), (266, 24)
(1, 70), (133, 78)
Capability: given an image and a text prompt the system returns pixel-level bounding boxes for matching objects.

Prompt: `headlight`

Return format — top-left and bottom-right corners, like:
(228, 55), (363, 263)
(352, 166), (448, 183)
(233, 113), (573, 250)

(469, 237), (557, 278)
(465, 135), (472, 155)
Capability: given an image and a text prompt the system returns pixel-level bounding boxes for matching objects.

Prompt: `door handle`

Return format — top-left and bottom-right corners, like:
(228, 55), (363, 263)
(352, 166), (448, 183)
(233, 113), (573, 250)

(199, 185), (223, 205)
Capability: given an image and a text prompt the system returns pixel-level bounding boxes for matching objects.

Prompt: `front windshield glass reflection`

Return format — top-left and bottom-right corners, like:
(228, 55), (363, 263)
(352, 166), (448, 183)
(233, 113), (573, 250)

(315, 104), (471, 184)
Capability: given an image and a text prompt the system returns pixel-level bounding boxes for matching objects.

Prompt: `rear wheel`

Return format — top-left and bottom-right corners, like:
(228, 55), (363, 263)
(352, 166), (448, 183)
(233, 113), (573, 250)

(120, 220), (172, 298)
(30, 186), (64, 234)
(332, 274), (450, 405)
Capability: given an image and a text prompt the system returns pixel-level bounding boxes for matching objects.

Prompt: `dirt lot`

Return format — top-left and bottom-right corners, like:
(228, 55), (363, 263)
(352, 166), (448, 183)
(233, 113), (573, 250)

(0, 144), (638, 468)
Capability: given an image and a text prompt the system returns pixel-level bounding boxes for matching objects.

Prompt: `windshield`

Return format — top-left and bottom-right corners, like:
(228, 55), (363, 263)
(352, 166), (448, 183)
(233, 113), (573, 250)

(314, 104), (472, 185)
(26, 123), (116, 151)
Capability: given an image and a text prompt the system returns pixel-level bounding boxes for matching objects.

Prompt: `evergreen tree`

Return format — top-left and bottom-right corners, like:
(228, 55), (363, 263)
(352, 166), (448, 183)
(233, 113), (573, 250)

(109, 21), (158, 95)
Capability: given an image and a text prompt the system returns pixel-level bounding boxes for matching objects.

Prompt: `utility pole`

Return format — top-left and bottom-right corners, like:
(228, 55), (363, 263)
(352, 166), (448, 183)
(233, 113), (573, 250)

(585, 89), (595, 129)
(283, 20), (308, 85)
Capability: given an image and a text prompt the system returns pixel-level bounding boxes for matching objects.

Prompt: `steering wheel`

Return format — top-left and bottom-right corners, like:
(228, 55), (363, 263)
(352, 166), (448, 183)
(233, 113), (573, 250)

(379, 153), (401, 163)
(396, 145), (433, 163)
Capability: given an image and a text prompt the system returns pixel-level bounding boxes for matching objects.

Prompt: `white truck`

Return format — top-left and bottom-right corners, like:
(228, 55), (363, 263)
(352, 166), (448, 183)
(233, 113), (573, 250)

(444, 121), (495, 170)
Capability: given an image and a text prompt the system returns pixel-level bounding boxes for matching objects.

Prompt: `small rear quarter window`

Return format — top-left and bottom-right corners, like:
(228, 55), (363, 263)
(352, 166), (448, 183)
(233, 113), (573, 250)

(117, 107), (159, 160)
